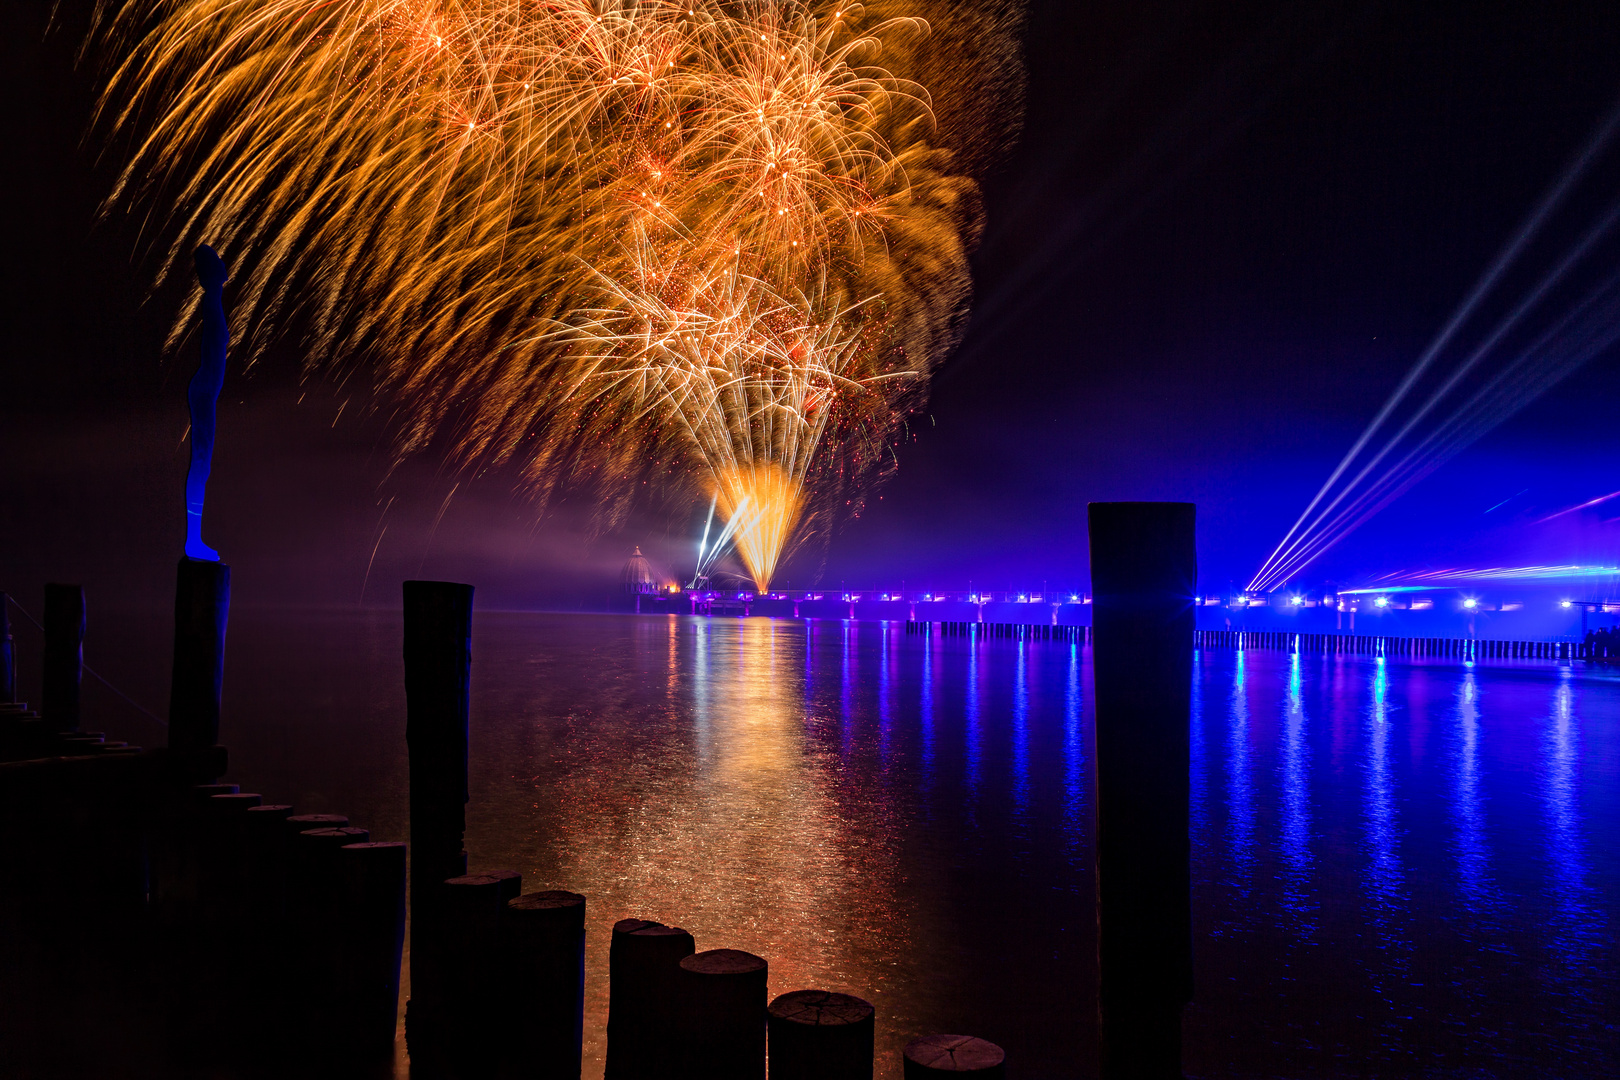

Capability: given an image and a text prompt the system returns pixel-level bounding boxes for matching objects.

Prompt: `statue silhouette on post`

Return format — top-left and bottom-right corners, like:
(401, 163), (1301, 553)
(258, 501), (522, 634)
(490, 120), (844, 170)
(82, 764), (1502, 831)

(186, 244), (229, 561)
(170, 243), (232, 778)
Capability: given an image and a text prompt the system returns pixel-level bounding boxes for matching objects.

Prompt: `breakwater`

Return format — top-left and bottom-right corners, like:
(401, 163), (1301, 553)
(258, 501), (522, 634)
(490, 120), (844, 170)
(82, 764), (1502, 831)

(2, 582), (1011, 1079)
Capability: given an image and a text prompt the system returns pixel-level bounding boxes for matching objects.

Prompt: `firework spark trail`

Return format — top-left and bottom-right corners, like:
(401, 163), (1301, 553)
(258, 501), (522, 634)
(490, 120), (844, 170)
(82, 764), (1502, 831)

(94, 1), (1021, 589)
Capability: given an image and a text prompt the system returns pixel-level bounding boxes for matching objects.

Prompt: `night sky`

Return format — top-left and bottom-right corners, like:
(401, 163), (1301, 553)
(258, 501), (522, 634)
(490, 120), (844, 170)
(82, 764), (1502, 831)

(6, 0), (1620, 611)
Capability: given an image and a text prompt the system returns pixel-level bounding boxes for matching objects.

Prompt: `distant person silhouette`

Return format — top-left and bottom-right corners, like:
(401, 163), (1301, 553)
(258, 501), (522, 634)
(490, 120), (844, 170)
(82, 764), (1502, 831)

(185, 244), (229, 562)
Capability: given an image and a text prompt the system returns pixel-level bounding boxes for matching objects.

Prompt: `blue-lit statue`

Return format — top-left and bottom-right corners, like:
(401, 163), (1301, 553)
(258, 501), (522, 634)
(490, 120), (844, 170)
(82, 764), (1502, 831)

(184, 244), (229, 562)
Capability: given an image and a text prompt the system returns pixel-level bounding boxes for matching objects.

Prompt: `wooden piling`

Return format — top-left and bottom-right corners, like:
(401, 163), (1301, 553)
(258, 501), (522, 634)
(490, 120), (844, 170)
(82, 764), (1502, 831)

(286, 826), (371, 1065)
(198, 791), (261, 914)
(290, 826), (372, 927)
(424, 870), (521, 1069)
(340, 841), (408, 1061)
(605, 918), (696, 1078)
(766, 990), (874, 1080)
(403, 579), (475, 1039)
(0, 593), (14, 705)
(1087, 502), (1195, 1080)
(238, 804), (296, 1054)
(901, 1034), (1005, 1077)
(503, 890), (587, 1079)
(42, 584), (85, 731)
(677, 948), (768, 1080)
(169, 559), (230, 771)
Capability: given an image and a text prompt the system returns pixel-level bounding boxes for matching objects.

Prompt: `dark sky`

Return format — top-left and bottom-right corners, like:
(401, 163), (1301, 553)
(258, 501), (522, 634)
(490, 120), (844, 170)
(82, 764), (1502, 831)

(6, 0), (1620, 612)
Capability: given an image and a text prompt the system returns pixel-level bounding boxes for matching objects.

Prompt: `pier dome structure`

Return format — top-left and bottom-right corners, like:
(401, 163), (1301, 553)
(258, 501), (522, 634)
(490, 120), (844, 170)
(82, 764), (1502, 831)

(622, 547), (659, 595)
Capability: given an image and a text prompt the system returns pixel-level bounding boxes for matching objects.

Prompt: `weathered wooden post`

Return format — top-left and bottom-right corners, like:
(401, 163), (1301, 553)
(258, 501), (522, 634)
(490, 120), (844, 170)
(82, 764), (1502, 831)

(188, 791), (263, 1061)
(341, 840), (409, 1062)
(767, 990), (874, 1080)
(1088, 502), (1195, 1079)
(503, 890), (588, 1079)
(1, 592), (15, 706)
(169, 560), (231, 777)
(677, 948), (768, 1080)
(286, 825), (370, 1065)
(403, 579), (475, 1045)
(42, 583), (85, 731)
(605, 918), (695, 1078)
(423, 870), (521, 1071)
(236, 803), (296, 1054)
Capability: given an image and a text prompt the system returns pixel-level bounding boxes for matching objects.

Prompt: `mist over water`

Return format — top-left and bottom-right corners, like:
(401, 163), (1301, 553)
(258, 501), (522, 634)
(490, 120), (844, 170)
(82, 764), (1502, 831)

(83, 610), (1620, 1077)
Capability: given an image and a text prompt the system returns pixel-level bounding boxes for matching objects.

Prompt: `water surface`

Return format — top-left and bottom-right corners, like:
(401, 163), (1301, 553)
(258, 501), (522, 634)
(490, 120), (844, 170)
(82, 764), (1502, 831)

(100, 611), (1618, 1077)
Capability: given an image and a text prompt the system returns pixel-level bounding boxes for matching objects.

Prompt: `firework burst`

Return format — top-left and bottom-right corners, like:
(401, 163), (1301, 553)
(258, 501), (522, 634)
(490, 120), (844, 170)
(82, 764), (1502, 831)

(93, 0), (1022, 589)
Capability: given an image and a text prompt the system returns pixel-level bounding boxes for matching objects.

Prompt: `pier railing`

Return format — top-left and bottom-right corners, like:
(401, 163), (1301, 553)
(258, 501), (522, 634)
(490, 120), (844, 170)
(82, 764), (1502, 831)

(905, 620), (1091, 642)
(901, 622), (1617, 662)
(1192, 629), (1613, 661)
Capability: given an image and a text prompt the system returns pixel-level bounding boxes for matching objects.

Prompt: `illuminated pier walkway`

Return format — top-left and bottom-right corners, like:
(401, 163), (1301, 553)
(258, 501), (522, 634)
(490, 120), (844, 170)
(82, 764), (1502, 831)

(641, 584), (1617, 641)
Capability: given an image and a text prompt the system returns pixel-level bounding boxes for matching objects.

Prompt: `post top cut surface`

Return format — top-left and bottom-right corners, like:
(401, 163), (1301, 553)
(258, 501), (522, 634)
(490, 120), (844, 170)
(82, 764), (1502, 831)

(681, 948), (767, 976)
(287, 813), (347, 827)
(446, 872), (507, 887)
(904, 1034), (1005, 1071)
(768, 989), (874, 1026)
(510, 889), (585, 911)
(615, 918), (690, 938)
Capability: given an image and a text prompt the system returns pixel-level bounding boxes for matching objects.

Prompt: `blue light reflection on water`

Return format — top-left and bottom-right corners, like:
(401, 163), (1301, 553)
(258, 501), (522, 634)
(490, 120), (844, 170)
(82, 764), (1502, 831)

(1544, 672), (1600, 974)
(1452, 670), (1492, 914)
(1063, 643), (1084, 851)
(919, 630), (936, 780)
(1012, 640), (1031, 814)
(204, 612), (1620, 1080)
(1224, 648), (1255, 889)
(1279, 651), (1312, 924)
(965, 637), (982, 801)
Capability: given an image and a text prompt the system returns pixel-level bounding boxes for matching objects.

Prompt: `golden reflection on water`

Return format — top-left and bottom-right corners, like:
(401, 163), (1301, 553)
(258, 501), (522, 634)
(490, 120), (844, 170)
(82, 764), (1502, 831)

(509, 617), (909, 1077)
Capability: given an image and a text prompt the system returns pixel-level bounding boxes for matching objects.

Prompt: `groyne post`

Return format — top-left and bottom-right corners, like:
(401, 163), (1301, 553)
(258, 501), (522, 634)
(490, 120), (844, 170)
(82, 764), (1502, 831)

(402, 579), (475, 1037)
(42, 583), (85, 731)
(342, 840), (409, 1062)
(504, 889), (588, 1079)
(767, 990), (874, 1080)
(1, 593), (15, 705)
(169, 559), (230, 778)
(428, 870), (518, 1069)
(605, 918), (695, 1077)
(677, 948), (768, 1079)
(1087, 502), (1195, 1080)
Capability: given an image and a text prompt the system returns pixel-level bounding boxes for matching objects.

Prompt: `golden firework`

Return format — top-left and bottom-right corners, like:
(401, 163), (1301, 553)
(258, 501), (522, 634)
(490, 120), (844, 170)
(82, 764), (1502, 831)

(94, 1), (1022, 590)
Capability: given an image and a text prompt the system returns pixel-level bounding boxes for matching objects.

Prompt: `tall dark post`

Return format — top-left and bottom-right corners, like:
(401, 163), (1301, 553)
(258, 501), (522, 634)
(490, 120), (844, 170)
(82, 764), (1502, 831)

(0, 592), (15, 704)
(42, 583), (85, 731)
(403, 580), (475, 1029)
(1088, 502), (1195, 1080)
(169, 559), (231, 756)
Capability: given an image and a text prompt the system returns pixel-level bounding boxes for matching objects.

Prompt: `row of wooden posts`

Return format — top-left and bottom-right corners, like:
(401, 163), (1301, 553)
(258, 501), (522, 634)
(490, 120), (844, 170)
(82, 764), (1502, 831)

(1, 577), (1011, 1077)
(4, 501), (1199, 1078)
(904, 621), (1092, 643)
(1194, 628), (1592, 660)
